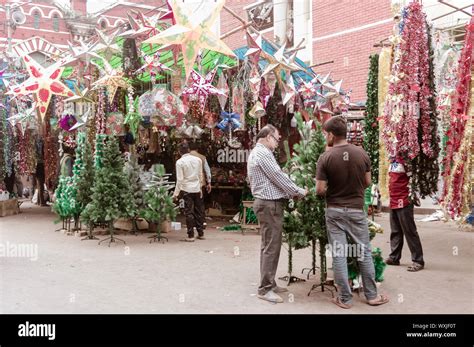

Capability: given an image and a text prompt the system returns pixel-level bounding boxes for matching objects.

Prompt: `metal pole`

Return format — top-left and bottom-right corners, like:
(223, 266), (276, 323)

(6, 3), (12, 55)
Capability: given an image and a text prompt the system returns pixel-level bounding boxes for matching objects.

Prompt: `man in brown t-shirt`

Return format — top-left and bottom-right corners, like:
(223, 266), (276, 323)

(316, 116), (389, 309)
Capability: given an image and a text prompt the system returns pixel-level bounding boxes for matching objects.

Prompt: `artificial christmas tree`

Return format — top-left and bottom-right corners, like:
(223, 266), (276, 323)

(140, 164), (177, 243)
(81, 136), (136, 246)
(282, 112), (327, 288)
(124, 153), (144, 234)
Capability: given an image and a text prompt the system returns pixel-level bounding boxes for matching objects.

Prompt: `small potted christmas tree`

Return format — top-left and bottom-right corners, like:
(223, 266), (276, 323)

(140, 164), (177, 243)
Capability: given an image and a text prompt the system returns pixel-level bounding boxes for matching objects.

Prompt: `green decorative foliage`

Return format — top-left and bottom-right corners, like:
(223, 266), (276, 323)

(363, 54), (379, 184)
(81, 136), (136, 225)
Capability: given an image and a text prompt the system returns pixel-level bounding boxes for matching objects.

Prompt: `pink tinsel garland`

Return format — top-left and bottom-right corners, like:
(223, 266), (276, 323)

(441, 17), (474, 215)
(382, 2), (437, 160)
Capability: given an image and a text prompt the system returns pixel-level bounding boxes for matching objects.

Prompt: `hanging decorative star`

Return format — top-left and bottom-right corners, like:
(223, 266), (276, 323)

(249, 66), (261, 102)
(65, 83), (94, 104)
(244, 32), (263, 66)
(92, 61), (129, 104)
(323, 79), (343, 99)
(7, 102), (37, 133)
(69, 107), (91, 131)
(64, 40), (102, 67)
(135, 51), (174, 77)
(136, 12), (162, 39)
(159, 0), (175, 22)
(181, 69), (225, 113)
(281, 74), (296, 106)
(143, 0), (236, 80)
(118, 13), (152, 39)
(216, 73), (229, 110)
(93, 29), (121, 59)
(260, 44), (298, 87)
(7, 55), (74, 121)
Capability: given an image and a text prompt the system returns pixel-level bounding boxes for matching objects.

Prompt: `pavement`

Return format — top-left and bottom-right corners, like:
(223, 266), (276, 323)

(0, 202), (473, 314)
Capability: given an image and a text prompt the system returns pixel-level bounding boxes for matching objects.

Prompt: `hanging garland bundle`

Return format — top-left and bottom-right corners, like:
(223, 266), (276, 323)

(0, 98), (8, 182)
(441, 18), (474, 221)
(382, 2), (440, 200)
(363, 54), (379, 184)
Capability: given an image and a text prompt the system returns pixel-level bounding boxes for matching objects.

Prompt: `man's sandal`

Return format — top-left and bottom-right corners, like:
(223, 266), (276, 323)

(367, 294), (390, 306)
(407, 263), (424, 272)
(331, 297), (352, 309)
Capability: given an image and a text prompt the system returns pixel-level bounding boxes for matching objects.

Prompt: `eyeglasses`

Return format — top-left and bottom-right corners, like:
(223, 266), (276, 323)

(270, 134), (280, 143)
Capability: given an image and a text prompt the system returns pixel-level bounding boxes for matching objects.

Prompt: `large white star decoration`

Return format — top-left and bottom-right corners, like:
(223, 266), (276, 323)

(93, 29), (121, 59)
(135, 51), (174, 77)
(92, 60), (129, 104)
(69, 106), (92, 131)
(65, 83), (94, 104)
(64, 40), (102, 67)
(7, 55), (74, 121)
(143, 0), (236, 80)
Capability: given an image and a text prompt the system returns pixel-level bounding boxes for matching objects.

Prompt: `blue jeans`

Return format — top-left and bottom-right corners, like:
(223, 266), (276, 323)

(326, 207), (378, 304)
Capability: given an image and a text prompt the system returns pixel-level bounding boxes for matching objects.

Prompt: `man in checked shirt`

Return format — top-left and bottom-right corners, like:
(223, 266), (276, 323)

(247, 124), (307, 303)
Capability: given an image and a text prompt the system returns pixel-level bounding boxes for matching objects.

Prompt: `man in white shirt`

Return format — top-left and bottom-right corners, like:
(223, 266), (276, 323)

(173, 142), (204, 242)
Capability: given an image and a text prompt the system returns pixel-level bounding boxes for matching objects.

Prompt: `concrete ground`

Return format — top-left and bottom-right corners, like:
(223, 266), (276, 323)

(0, 202), (473, 314)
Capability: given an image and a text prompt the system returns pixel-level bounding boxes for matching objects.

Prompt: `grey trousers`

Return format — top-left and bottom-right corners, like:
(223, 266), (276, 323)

(326, 207), (378, 304)
(253, 199), (284, 295)
(389, 204), (424, 265)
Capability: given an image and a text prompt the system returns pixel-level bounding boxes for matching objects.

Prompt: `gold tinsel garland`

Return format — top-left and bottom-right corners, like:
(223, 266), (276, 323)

(378, 46), (392, 201)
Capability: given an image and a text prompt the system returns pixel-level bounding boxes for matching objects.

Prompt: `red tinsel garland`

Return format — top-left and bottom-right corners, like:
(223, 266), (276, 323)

(441, 17), (474, 201)
(382, 2), (437, 160)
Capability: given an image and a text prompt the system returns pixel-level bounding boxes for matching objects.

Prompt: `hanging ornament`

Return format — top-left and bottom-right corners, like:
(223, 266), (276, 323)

(232, 85), (245, 128)
(153, 88), (188, 126)
(92, 28), (121, 59)
(143, 0), (236, 80)
(58, 113), (77, 132)
(63, 40), (102, 67)
(181, 69), (225, 113)
(265, 73), (277, 97)
(64, 83), (94, 104)
(281, 74), (296, 106)
(92, 60), (129, 105)
(124, 86), (142, 137)
(184, 124), (204, 139)
(7, 55), (74, 121)
(249, 101), (266, 119)
(138, 90), (156, 118)
(249, 66), (261, 102)
(217, 73), (229, 110)
(217, 111), (241, 132)
(259, 77), (270, 109)
(135, 51), (174, 77)
(244, 32), (263, 66)
(69, 106), (91, 131)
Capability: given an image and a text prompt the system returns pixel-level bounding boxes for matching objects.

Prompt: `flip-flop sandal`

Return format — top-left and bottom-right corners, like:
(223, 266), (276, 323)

(407, 263), (424, 272)
(331, 297), (352, 309)
(367, 294), (389, 306)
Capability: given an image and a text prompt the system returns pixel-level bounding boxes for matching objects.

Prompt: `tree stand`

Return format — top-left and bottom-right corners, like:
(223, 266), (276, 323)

(55, 217), (68, 232)
(129, 217), (143, 236)
(148, 222), (168, 244)
(278, 239), (305, 286)
(307, 241), (337, 297)
(301, 238), (320, 279)
(98, 222), (126, 246)
(81, 223), (99, 241)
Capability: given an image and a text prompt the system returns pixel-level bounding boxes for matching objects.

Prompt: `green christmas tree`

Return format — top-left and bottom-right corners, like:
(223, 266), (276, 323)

(124, 152), (144, 233)
(74, 132), (94, 216)
(140, 164), (177, 243)
(52, 176), (74, 229)
(81, 136), (136, 241)
(283, 112), (327, 284)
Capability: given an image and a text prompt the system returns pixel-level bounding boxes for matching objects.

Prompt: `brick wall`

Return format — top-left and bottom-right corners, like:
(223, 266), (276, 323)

(312, 0), (393, 102)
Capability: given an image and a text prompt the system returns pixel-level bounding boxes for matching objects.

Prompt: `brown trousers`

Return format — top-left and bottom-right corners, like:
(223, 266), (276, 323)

(253, 198), (284, 295)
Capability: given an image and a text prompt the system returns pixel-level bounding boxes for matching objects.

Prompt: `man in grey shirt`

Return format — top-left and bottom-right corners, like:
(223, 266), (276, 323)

(247, 124), (306, 303)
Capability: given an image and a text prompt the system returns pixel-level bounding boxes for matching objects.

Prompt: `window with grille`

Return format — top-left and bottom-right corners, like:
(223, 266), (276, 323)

(53, 14), (59, 32)
(33, 11), (40, 29)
